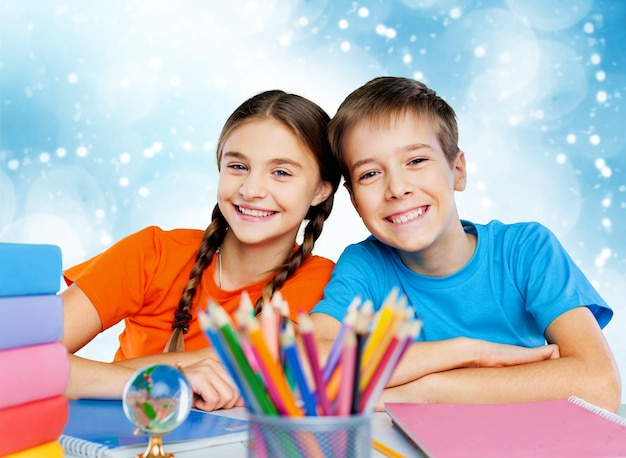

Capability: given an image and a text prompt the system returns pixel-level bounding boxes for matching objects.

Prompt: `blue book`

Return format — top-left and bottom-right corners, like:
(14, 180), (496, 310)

(0, 295), (63, 350)
(60, 399), (249, 457)
(0, 243), (63, 296)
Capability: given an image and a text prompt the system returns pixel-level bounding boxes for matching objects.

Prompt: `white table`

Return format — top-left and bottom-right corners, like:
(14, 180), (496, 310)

(67, 404), (626, 457)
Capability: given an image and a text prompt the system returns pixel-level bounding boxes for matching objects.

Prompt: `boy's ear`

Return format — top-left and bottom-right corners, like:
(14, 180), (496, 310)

(453, 150), (467, 191)
(311, 180), (333, 207)
(344, 182), (360, 212)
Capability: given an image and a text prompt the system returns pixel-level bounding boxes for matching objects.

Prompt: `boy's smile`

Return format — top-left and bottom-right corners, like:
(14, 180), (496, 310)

(342, 111), (473, 275)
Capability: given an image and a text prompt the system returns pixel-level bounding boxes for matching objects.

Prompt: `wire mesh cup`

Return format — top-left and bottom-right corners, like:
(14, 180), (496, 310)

(248, 413), (371, 457)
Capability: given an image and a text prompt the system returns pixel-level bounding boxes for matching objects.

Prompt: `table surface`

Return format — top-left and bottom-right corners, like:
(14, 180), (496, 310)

(66, 404), (626, 458)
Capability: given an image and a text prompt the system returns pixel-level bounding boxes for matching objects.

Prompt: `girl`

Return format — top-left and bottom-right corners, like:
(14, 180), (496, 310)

(61, 90), (341, 411)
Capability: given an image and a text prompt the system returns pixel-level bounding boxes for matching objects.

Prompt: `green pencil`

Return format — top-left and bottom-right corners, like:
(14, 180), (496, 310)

(209, 302), (278, 416)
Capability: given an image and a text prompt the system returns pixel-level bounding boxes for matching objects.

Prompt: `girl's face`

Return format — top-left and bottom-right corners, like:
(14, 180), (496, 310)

(217, 118), (331, 250)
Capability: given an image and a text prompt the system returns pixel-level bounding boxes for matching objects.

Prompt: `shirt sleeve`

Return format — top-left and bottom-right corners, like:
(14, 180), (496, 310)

(63, 226), (163, 330)
(311, 239), (388, 323)
(510, 223), (613, 332)
(279, 255), (335, 322)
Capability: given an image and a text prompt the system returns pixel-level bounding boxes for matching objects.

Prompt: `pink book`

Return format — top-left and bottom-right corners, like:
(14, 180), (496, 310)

(0, 342), (69, 409)
(385, 397), (626, 458)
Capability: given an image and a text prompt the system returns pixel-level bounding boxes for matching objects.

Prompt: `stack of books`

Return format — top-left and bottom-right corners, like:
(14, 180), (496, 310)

(0, 243), (68, 457)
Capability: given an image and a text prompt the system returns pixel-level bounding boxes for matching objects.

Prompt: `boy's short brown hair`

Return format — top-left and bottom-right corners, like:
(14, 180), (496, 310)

(328, 76), (460, 186)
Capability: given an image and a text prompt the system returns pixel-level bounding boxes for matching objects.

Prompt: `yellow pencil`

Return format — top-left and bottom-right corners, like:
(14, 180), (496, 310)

(361, 288), (399, 364)
(371, 438), (405, 458)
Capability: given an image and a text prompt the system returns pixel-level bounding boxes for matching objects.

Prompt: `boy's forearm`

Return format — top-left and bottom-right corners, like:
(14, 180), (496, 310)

(386, 337), (558, 387)
(381, 354), (622, 412)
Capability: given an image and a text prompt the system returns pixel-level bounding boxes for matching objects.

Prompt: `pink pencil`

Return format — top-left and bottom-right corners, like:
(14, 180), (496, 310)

(237, 292), (262, 374)
(336, 329), (356, 416)
(298, 312), (333, 416)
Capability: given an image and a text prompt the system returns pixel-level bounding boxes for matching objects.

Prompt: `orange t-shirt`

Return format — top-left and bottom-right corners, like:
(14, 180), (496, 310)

(64, 226), (335, 361)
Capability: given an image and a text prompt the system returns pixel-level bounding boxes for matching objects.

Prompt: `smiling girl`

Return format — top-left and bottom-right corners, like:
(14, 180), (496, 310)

(61, 90), (341, 411)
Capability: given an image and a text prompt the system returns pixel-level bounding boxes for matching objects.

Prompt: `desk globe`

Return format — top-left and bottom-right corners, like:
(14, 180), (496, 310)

(122, 364), (193, 458)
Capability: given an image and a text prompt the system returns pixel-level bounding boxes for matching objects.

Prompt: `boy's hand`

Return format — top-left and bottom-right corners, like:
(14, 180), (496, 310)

(471, 339), (560, 368)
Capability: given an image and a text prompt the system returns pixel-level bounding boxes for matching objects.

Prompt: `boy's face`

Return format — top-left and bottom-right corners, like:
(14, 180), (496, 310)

(342, 111), (467, 256)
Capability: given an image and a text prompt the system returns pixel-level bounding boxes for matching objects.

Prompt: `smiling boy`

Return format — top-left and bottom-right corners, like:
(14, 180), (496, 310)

(310, 76), (621, 412)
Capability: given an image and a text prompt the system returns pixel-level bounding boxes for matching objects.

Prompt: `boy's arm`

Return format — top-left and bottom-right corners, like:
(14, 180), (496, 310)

(309, 313), (560, 384)
(379, 306), (622, 412)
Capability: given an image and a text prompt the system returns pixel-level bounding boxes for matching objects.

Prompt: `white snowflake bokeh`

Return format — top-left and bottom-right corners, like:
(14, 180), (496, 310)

(1, 0), (624, 401)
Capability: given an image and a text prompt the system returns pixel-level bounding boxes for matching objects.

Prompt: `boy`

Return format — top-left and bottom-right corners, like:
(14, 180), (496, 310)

(311, 77), (621, 412)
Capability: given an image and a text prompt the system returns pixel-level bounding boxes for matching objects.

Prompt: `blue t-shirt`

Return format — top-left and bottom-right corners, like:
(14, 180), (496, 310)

(312, 220), (612, 347)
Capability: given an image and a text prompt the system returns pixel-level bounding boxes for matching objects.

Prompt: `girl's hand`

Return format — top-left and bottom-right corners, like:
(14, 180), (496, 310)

(182, 358), (244, 411)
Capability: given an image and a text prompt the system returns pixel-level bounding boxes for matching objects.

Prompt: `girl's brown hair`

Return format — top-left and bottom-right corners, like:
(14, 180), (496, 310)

(164, 90), (340, 352)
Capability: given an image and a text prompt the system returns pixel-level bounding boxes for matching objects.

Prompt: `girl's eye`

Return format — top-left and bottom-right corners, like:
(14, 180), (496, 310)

(228, 163), (247, 171)
(273, 169), (292, 177)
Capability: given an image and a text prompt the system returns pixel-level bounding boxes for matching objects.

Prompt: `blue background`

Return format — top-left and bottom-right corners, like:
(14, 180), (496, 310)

(1, 0), (624, 401)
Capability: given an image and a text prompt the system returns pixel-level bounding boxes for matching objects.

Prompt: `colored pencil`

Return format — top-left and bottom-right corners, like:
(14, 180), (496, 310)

(198, 309), (260, 413)
(360, 297), (406, 390)
(361, 288), (399, 364)
(336, 329), (356, 416)
(280, 321), (318, 416)
(298, 312), (333, 416)
(242, 311), (302, 416)
(208, 302), (278, 415)
(361, 319), (422, 414)
(322, 296), (361, 383)
(371, 438), (406, 458)
(261, 297), (279, 362)
(236, 292), (263, 375)
(359, 321), (406, 412)
(351, 299), (373, 414)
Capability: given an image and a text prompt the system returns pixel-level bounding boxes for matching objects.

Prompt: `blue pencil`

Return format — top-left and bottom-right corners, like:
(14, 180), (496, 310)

(280, 321), (318, 416)
(198, 309), (261, 413)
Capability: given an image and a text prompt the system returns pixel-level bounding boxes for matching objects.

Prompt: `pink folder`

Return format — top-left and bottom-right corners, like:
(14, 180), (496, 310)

(385, 397), (626, 458)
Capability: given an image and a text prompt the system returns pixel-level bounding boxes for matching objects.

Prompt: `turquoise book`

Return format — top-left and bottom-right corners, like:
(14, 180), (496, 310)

(0, 243), (62, 296)
(60, 399), (249, 457)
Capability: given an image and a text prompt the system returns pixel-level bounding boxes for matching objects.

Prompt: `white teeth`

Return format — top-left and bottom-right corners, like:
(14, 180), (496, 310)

(390, 208), (423, 224)
(238, 206), (274, 217)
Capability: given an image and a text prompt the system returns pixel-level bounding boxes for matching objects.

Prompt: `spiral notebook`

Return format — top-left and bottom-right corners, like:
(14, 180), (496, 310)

(385, 396), (626, 458)
(60, 399), (248, 457)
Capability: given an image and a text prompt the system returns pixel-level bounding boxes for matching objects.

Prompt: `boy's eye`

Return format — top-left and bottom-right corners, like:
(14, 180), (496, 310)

(408, 158), (426, 166)
(358, 170), (379, 181)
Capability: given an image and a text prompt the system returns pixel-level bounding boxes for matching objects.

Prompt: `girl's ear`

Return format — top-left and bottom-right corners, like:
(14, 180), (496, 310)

(310, 180), (333, 207)
(453, 150), (467, 192)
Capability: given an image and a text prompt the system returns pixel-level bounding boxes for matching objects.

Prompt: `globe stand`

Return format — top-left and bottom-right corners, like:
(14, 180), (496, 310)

(138, 433), (173, 458)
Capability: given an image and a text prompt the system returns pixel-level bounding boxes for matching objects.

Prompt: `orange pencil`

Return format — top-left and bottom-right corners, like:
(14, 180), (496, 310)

(242, 311), (302, 416)
(260, 297), (279, 362)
